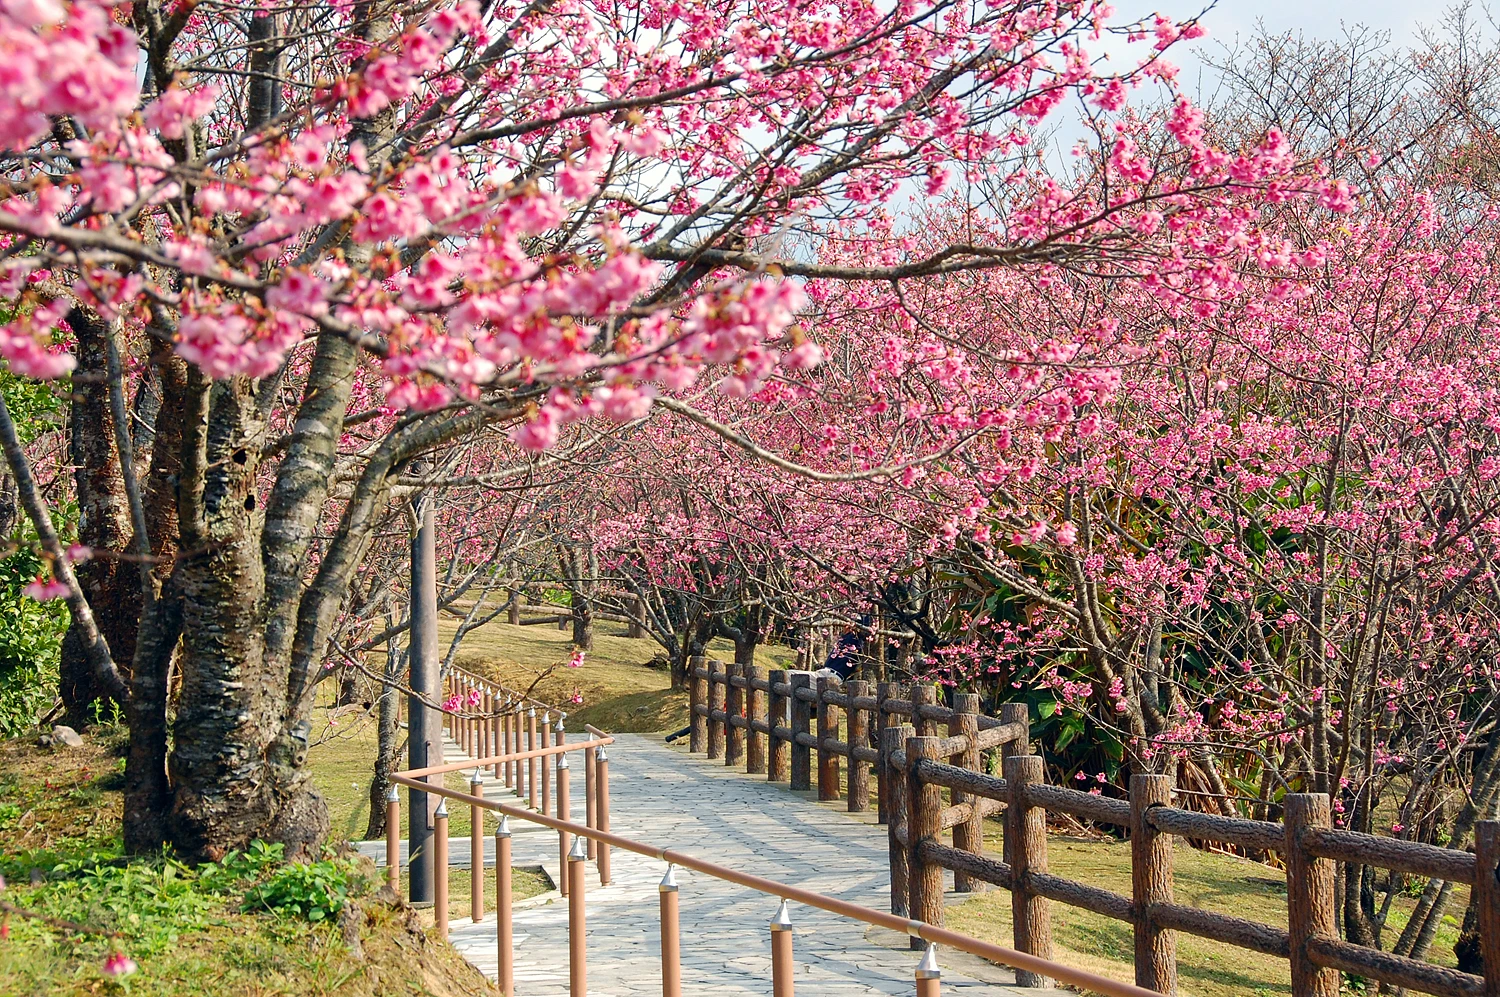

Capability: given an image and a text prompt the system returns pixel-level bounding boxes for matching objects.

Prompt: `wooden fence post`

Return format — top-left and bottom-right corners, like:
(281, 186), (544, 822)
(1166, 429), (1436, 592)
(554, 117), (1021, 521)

(1000, 702), (1029, 867)
(951, 693), (982, 892)
(1130, 773), (1176, 994)
(1006, 754), (1053, 987)
(1475, 821), (1500, 997)
(707, 659), (726, 761)
(768, 669), (790, 782)
(885, 723), (915, 916)
(790, 672), (812, 791)
(688, 655), (708, 754)
(726, 661), (746, 767)
(507, 588), (520, 626)
(817, 675), (841, 802)
(747, 665), (768, 775)
(876, 682), (901, 824)
(911, 682), (938, 737)
(847, 680), (871, 813)
(906, 736), (944, 949)
(1285, 794), (1339, 997)
(627, 595), (644, 638)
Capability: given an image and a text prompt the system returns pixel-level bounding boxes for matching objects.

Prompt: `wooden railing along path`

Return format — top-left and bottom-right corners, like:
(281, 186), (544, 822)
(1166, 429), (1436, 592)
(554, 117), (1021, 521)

(689, 657), (1500, 997)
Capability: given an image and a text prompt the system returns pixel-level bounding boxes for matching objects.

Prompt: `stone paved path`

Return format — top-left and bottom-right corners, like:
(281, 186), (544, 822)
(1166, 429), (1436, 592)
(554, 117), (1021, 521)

(362, 733), (1026, 996)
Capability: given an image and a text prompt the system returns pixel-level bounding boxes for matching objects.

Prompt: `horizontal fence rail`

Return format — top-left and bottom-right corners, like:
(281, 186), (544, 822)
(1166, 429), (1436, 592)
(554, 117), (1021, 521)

(687, 658), (1500, 997)
(389, 748), (1170, 997)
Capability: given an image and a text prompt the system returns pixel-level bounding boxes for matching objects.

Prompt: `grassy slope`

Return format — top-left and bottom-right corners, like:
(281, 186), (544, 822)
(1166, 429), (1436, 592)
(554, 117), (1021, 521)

(0, 736), (501, 997)
(434, 615), (796, 734)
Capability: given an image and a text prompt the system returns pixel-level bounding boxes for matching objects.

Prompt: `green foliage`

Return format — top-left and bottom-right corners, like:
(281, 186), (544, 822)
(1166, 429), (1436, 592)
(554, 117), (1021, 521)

(0, 371), (70, 737)
(0, 541), (68, 737)
(14, 855), (223, 958)
(241, 852), (366, 923)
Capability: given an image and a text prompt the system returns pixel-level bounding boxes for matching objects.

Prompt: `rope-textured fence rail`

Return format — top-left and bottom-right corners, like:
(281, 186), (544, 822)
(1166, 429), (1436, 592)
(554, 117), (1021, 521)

(688, 657), (1500, 997)
(387, 751), (1170, 997)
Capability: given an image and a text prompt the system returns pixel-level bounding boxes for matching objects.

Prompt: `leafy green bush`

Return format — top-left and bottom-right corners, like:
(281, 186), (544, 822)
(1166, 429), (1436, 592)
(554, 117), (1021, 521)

(14, 855), (223, 957)
(0, 545), (67, 737)
(241, 855), (365, 922)
(0, 371), (69, 738)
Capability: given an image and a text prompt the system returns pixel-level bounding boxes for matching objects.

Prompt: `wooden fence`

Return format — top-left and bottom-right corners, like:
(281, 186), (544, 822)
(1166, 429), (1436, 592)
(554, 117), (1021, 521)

(688, 657), (1500, 997)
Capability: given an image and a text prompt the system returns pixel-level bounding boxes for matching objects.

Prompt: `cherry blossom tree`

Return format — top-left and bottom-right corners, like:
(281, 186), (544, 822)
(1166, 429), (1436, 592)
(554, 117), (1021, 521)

(3, 0), (1312, 859)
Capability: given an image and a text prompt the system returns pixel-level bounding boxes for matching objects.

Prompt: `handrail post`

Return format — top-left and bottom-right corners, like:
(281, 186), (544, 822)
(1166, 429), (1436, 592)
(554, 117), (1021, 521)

(513, 703), (525, 796)
(790, 673), (812, 791)
(747, 664), (768, 774)
(915, 943), (942, 997)
(1005, 754), (1053, 986)
(484, 688), (495, 759)
(726, 661), (746, 767)
(385, 787), (400, 890)
(557, 754), (572, 896)
(503, 699), (514, 788)
(768, 670), (790, 782)
(464, 678), (474, 755)
(496, 816), (514, 996)
(541, 712), (553, 817)
(847, 680), (871, 813)
(707, 659), (727, 760)
(585, 738), (598, 860)
(470, 772), (485, 923)
(906, 736), (944, 948)
(597, 746), (612, 885)
(689, 655), (708, 753)
(434, 800), (450, 942)
(951, 693), (982, 891)
(567, 835), (587, 997)
(1285, 794), (1338, 997)
(770, 900), (795, 997)
(884, 724), (913, 916)
(660, 866), (681, 997)
(527, 707), (539, 810)
(1475, 821), (1500, 996)
(817, 675), (842, 802)
(1130, 773), (1176, 994)
(491, 696), (504, 781)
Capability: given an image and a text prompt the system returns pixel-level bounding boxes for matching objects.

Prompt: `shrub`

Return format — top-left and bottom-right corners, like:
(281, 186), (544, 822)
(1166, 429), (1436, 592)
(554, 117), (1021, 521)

(241, 855), (365, 923)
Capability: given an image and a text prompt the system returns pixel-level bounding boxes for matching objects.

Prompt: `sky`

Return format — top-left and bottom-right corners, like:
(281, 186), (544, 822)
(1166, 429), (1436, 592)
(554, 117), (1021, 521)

(1202, 0), (1428, 47)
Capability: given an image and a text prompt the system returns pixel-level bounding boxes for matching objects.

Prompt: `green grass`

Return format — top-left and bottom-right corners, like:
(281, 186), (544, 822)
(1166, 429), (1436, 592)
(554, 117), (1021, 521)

(305, 711), (482, 844)
(433, 615), (796, 734)
(0, 733), (504, 997)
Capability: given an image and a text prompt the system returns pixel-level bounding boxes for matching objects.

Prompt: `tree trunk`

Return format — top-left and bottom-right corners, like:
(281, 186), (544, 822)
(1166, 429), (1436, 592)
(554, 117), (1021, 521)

(61, 308), (135, 727)
(572, 596), (594, 649)
(364, 641), (406, 840)
(167, 375), (327, 860)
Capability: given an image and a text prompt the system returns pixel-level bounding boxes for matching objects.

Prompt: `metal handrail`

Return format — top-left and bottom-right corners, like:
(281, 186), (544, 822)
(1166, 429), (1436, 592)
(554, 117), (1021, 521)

(385, 766), (1167, 997)
(401, 735), (613, 779)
